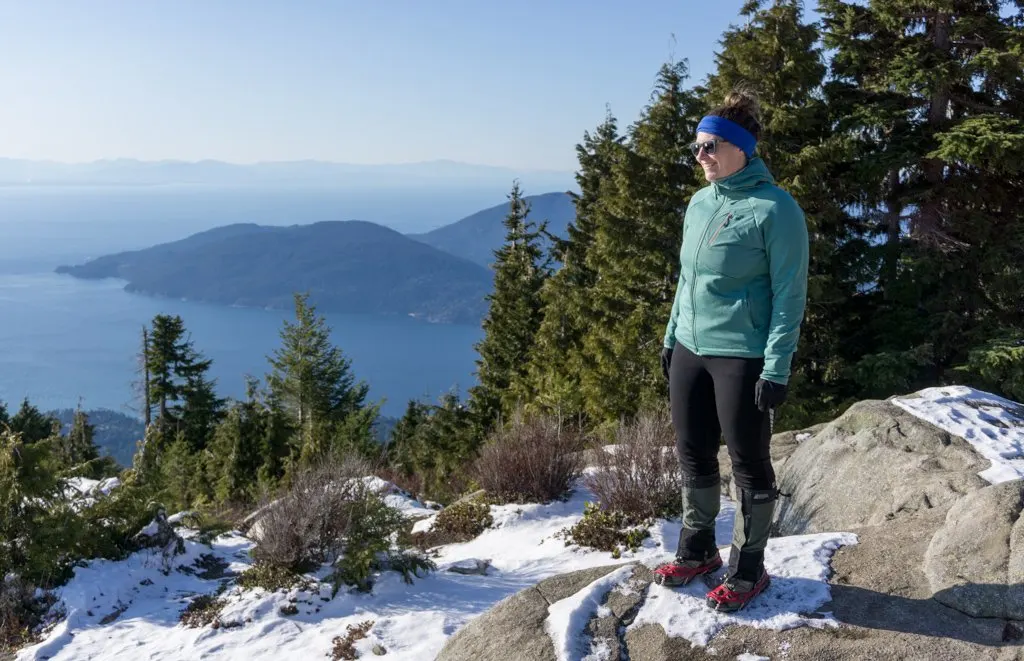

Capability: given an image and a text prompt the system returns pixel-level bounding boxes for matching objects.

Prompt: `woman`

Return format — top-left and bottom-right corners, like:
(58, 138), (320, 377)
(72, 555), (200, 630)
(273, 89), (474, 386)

(653, 90), (809, 612)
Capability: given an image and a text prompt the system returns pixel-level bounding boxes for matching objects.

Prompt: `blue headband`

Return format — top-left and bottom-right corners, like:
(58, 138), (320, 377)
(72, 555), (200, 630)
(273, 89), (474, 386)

(696, 115), (757, 157)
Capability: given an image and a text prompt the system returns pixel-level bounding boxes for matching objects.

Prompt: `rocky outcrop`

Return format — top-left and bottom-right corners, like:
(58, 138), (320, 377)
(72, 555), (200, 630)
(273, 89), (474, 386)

(437, 564), (637, 661)
(925, 479), (1024, 619)
(438, 519), (1020, 661)
(768, 400), (990, 534)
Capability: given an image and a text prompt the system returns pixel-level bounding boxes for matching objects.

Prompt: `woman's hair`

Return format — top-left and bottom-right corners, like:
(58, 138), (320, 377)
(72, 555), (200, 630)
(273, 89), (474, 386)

(708, 88), (762, 142)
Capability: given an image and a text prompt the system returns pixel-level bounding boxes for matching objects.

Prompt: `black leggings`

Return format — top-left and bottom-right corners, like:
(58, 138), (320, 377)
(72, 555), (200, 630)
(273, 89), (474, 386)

(669, 344), (774, 491)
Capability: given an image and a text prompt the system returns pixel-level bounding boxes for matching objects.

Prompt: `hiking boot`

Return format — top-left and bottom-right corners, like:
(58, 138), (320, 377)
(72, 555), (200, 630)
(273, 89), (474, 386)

(653, 550), (723, 587)
(705, 569), (770, 612)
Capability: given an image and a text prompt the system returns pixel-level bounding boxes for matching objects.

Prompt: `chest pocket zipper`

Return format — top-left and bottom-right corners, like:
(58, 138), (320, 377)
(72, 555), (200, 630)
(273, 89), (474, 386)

(707, 213), (733, 247)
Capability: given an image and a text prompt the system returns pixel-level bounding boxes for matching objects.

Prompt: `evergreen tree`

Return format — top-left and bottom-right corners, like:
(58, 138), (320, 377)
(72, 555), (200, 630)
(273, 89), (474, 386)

(147, 315), (188, 424)
(821, 0), (1024, 397)
(65, 405), (99, 466)
(9, 399), (58, 444)
(159, 431), (202, 512)
(256, 385), (295, 491)
(469, 181), (551, 431)
(267, 292), (375, 463)
(579, 60), (703, 424)
(407, 392), (478, 502)
(387, 399), (429, 475)
(208, 387), (262, 505)
(145, 314), (222, 448)
(525, 109), (623, 420)
(177, 347), (225, 452)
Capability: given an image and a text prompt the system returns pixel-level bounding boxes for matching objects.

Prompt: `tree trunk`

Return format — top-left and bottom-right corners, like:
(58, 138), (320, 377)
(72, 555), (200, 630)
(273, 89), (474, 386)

(142, 327), (152, 427)
(882, 168), (902, 299)
(916, 11), (951, 241)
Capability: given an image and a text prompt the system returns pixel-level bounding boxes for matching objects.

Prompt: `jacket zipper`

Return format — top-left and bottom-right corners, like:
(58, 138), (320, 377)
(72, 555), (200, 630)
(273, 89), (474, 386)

(707, 213), (732, 246)
(690, 196), (727, 352)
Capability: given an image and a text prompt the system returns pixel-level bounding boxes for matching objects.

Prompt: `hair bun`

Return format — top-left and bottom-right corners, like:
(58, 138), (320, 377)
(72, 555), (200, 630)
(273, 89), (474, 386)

(723, 88), (761, 123)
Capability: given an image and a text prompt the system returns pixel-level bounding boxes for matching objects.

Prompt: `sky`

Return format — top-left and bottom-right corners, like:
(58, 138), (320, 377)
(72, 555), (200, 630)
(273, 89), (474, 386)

(0, 0), (820, 171)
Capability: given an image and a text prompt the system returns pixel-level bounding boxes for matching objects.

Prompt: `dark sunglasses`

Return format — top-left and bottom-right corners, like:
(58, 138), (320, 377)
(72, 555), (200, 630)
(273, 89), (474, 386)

(689, 139), (724, 157)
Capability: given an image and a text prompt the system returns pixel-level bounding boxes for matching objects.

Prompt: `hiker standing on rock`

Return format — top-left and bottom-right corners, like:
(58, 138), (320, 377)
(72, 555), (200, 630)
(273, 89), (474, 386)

(653, 90), (809, 612)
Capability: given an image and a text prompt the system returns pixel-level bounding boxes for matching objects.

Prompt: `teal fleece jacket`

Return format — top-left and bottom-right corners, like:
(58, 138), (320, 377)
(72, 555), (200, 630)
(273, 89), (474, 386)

(663, 157), (809, 384)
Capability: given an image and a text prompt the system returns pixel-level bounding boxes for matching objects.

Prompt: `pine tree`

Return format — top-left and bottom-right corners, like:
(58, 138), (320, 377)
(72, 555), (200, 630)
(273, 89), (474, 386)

(821, 0), (1024, 397)
(525, 109), (623, 420)
(208, 389), (261, 505)
(9, 399), (58, 444)
(387, 399), (429, 476)
(579, 60), (703, 424)
(267, 292), (374, 463)
(410, 392), (478, 502)
(469, 181), (551, 431)
(177, 347), (225, 452)
(147, 315), (188, 424)
(159, 431), (202, 512)
(145, 314), (222, 447)
(66, 405), (99, 466)
(256, 385), (294, 491)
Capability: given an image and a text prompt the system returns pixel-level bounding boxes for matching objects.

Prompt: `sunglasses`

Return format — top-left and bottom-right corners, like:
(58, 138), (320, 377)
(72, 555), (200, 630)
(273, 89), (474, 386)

(689, 139), (725, 157)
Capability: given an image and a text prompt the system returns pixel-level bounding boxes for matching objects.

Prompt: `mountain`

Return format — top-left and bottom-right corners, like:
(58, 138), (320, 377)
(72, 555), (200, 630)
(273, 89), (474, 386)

(0, 157), (575, 191)
(408, 191), (576, 268)
(55, 221), (493, 324)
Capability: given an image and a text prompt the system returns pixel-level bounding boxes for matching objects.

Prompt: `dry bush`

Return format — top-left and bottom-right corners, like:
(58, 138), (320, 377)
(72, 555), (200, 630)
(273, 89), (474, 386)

(331, 619), (374, 660)
(179, 594), (225, 628)
(247, 455), (431, 593)
(248, 455), (376, 571)
(584, 409), (682, 520)
(0, 577), (55, 653)
(472, 414), (585, 504)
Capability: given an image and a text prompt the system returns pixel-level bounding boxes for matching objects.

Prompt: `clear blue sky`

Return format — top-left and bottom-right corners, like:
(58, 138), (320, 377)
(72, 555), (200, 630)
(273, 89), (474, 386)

(0, 0), (819, 171)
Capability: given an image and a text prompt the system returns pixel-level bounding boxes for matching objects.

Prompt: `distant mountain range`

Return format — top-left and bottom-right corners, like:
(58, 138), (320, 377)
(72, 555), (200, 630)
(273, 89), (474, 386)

(0, 157), (575, 191)
(55, 192), (576, 324)
(410, 192), (576, 268)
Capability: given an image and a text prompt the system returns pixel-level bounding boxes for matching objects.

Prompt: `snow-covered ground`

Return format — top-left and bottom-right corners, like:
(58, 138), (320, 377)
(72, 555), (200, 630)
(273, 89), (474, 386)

(893, 385), (1024, 484)
(20, 384), (1012, 659)
(16, 474), (855, 661)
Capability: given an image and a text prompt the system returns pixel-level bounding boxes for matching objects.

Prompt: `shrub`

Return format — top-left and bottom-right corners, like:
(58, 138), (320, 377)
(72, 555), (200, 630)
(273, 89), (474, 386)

(326, 492), (407, 594)
(236, 564), (309, 592)
(411, 497), (493, 549)
(472, 414), (584, 504)
(560, 502), (650, 557)
(331, 620), (374, 660)
(0, 577), (57, 653)
(248, 456), (431, 594)
(179, 594), (225, 628)
(954, 333), (1024, 402)
(249, 456), (375, 572)
(584, 409), (682, 520)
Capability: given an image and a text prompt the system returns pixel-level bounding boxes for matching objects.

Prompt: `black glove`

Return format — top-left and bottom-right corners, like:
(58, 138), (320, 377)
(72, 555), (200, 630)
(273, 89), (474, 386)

(660, 346), (673, 382)
(754, 378), (787, 412)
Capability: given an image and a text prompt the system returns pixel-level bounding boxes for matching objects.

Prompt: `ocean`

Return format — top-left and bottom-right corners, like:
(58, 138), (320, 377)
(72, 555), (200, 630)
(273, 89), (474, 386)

(0, 185), (489, 419)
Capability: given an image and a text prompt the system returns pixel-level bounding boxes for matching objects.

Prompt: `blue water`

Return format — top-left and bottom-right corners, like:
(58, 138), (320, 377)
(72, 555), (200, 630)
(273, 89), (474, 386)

(0, 186), (489, 419)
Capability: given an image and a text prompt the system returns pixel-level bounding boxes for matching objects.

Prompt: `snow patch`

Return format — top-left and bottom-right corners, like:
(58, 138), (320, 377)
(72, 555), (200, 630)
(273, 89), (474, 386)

(358, 476), (436, 519)
(544, 564), (635, 661)
(737, 654), (771, 661)
(893, 385), (1024, 484)
(630, 532), (857, 646)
